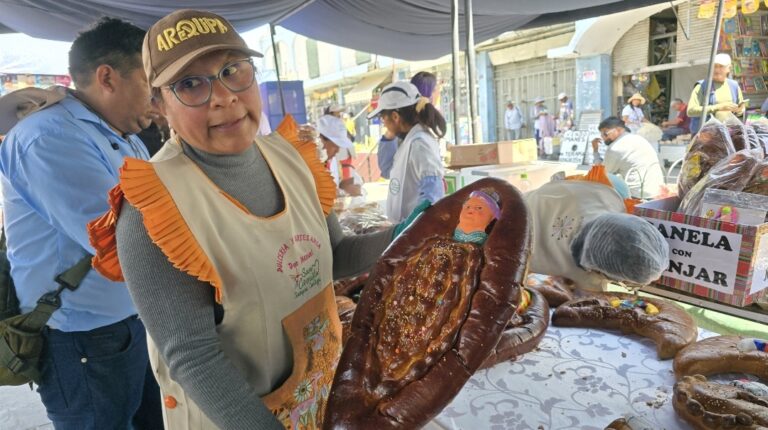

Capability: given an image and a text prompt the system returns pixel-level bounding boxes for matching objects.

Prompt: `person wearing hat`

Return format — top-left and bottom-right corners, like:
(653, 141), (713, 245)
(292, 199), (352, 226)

(687, 52), (745, 134)
(87, 9), (396, 430)
(317, 114), (362, 196)
(0, 18), (163, 429)
(557, 92), (574, 133)
(368, 81), (446, 223)
(503, 100), (523, 140)
(622, 93), (647, 133)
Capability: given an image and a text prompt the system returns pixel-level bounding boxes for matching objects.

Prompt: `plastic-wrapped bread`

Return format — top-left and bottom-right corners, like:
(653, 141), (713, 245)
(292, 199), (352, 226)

(678, 149), (763, 216)
(678, 119), (735, 199)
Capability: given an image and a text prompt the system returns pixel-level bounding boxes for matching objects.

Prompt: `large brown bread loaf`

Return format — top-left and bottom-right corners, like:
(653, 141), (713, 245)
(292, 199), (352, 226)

(674, 335), (768, 380)
(480, 288), (549, 369)
(552, 292), (697, 359)
(324, 178), (530, 429)
(673, 375), (768, 429)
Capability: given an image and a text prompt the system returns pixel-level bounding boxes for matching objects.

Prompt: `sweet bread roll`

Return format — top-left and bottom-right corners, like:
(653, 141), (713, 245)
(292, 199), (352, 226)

(333, 272), (370, 298)
(334, 296), (356, 345)
(480, 288), (549, 369)
(525, 274), (574, 307)
(674, 336), (768, 380)
(324, 178), (530, 429)
(552, 292), (697, 359)
(673, 374), (768, 429)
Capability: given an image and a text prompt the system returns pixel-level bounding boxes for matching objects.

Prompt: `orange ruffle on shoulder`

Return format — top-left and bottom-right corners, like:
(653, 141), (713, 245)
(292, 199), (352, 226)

(88, 185), (127, 282)
(566, 164), (636, 214)
(119, 158), (224, 302)
(275, 115), (336, 216)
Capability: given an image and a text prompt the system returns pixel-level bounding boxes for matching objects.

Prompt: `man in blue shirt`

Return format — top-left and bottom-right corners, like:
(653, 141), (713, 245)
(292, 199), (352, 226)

(0, 18), (161, 429)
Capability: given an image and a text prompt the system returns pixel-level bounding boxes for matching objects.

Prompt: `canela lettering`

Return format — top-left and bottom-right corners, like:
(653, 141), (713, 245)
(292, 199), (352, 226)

(656, 224), (732, 251)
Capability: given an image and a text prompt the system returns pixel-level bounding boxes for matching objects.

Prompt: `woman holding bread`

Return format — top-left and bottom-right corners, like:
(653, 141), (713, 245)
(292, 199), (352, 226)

(88, 9), (393, 429)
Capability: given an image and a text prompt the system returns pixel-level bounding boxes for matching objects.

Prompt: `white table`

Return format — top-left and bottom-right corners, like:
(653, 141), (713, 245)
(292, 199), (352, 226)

(434, 324), (718, 430)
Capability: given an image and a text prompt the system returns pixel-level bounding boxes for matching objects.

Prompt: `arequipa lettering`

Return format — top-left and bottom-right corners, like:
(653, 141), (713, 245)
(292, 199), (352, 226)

(656, 224), (733, 251)
(156, 17), (229, 51)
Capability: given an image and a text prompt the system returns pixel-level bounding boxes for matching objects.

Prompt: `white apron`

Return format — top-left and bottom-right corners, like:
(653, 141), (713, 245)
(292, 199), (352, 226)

(386, 124), (442, 223)
(524, 180), (626, 291)
(137, 134), (341, 429)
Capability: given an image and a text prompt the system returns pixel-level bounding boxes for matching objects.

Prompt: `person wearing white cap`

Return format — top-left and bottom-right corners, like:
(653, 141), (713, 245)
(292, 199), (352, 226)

(687, 52), (744, 133)
(557, 92), (574, 133)
(368, 81), (446, 223)
(317, 114), (362, 196)
(531, 96), (547, 148)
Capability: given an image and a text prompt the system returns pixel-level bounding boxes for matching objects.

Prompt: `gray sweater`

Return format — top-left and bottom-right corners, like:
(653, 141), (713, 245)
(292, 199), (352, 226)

(116, 141), (392, 429)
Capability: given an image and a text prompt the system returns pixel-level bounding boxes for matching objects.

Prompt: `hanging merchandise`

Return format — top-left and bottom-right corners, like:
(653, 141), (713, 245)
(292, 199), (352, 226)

(647, 74), (662, 102)
(699, 0), (716, 19)
(724, 0), (738, 18)
(743, 0), (759, 14)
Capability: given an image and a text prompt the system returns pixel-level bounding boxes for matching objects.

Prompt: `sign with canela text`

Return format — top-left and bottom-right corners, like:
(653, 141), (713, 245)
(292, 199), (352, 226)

(646, 219), (742, 295)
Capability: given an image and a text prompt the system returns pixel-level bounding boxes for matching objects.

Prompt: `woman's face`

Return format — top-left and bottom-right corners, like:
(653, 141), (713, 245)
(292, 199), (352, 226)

(457, 196), (495, 234)
(631, 99), (641, 107)
(321, 135), (340, 159)
(380, 111), (402, 136)
(157, 50), (262, 154)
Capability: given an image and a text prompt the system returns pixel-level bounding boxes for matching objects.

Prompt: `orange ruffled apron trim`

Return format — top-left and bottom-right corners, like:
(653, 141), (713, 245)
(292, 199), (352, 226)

(565, 164), (639, 214)
(87, 115), (336, 303)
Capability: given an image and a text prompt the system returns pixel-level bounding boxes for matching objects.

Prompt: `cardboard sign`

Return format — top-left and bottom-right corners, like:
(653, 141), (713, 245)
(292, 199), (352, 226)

(559, 110), (603, 164)
(750, 233), (768, 295)
(646, 219), (743, 295)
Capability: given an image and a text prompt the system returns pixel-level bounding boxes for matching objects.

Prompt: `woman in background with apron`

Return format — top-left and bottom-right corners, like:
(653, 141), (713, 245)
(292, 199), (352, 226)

(368, 81), (446, 223)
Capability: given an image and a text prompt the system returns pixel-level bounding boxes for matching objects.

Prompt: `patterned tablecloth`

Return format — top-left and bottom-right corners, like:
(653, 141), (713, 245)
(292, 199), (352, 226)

(434, 325), (718, 430)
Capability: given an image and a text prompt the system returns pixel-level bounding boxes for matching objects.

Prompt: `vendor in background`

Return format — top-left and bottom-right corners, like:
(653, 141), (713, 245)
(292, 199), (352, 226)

(622, 93), (646, 133)
(525, 164), (669, 292)
(660, 98), (690, 143)
(592, 116), (664, 199)
(556, 92), (574, 133)
(323, 103), (357, 187)
(687, 53), (744, 134)
(369, 81), (445, 222)
(92, 9), (396, 428)
(318, 114), (363, 196)
(137, 110), (170, 156)
(377, 71), (439, 179)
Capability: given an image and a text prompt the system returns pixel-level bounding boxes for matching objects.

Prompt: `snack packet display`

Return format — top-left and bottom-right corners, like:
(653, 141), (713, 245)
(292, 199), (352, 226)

(678, 149), (763, 216)
(337, 202), (392, 234)
(700, 189), (768, 225)
(678, 118), (735, 199)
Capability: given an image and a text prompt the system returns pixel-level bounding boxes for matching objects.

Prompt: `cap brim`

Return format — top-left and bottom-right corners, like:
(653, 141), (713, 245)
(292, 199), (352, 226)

(334, 134), (354, 148)
(0, 87), (66, 134)
(151, 44), (263, 87)
(367, 106), (383, 119)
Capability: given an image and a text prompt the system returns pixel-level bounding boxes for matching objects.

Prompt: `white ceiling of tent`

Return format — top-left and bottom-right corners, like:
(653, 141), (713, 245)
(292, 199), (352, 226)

(0, 0), (671, 60)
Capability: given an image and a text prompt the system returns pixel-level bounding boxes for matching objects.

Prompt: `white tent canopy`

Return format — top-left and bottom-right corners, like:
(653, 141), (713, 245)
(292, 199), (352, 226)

(0, 34), (71, 75)
(0, 0), (671, 60)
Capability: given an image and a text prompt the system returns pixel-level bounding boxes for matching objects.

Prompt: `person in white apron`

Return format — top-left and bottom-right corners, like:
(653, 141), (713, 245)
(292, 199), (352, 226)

(87, 9), (393, 429)
(524, 165), (668, 292)
(367, 81), (445, 223)
(317, 114), (362, 197)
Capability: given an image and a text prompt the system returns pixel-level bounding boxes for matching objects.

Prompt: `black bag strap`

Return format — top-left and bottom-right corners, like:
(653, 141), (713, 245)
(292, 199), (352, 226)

(35, 253), (93, 317)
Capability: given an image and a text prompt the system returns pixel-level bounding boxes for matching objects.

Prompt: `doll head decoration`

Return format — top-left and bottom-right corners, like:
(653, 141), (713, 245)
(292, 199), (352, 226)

(454, 189), (501, 244)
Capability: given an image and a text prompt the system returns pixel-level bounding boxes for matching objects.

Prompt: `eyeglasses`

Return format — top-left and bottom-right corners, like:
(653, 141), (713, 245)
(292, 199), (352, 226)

(167, 58), (256, 107)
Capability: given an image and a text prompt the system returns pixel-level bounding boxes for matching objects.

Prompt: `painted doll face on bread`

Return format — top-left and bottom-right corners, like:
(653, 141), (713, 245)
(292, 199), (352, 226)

(458, 193), (499, 234)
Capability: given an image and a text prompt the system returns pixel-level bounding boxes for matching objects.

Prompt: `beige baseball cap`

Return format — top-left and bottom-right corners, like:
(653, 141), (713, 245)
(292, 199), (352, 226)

(143, 9), (263, 88)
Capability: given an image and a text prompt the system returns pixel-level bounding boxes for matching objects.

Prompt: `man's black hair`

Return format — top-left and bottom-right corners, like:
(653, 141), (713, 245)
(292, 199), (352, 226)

(598, 116), (627, 131)
(68, 17), (146, 88)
